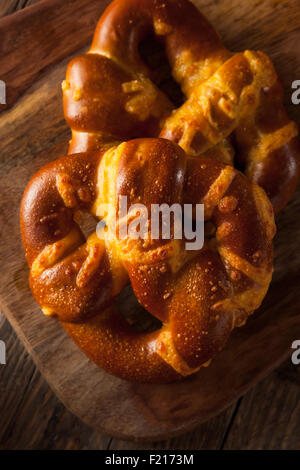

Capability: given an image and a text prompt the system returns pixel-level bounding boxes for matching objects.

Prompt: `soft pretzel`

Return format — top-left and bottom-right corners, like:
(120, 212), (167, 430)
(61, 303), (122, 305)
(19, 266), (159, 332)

(20, 0), (281, 383)
(21, 138), (275, 382)
(63, 0), (300, 213)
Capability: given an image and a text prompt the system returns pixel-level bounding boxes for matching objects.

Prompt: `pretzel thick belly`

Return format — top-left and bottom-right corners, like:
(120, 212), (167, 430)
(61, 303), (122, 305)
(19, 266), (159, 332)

(63, 0), (300, 212)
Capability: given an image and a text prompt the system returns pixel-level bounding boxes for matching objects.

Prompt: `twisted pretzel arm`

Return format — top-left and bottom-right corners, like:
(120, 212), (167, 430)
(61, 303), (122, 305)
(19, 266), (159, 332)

(91, 0), (230, 90)
(63, 53), (172, 153)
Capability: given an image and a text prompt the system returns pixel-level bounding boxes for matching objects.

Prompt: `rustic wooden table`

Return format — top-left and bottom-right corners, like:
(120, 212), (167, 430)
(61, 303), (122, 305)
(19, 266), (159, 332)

(0, 0), (299, 450)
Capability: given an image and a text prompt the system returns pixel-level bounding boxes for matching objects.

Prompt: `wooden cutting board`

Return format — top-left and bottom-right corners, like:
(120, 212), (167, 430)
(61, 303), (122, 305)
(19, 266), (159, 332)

(0, 0), (300, 442)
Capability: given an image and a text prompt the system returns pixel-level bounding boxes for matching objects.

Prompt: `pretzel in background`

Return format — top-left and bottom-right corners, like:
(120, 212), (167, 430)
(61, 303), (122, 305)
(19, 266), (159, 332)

(63, 0), (300, 213)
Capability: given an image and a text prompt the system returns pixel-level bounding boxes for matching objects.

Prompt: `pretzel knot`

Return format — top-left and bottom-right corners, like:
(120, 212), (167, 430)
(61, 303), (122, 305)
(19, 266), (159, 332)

(21, 138), (275, 382)
(63, 0), (300, 214)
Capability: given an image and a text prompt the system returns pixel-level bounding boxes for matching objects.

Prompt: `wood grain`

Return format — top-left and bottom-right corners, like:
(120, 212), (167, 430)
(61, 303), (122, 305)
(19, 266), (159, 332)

(0, 313), (112, 450)
(0, 0), (300, 445)
(0, 0), (41, 18)
(2, 313), (299, 450)
(0, 0), (110, 111)
(223, 361), (300, 450)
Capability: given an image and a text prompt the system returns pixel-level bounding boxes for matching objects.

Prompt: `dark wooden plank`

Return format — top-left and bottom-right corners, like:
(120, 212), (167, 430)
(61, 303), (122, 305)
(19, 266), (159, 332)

(110, 359), (300, 450)
(0, 0), (41, 18)
(223, 360), (300, 450)
(108, 405), (237, 450)
(0, 312), (112, 450)
(1, 311), (298, 450)
(0, 0), (110, 111)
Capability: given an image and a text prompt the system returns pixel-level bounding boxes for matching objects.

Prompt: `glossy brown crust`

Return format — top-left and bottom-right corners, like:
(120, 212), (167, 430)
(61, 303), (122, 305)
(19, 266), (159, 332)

(63, 0), (300, 213)
(20, 138), (275, 382)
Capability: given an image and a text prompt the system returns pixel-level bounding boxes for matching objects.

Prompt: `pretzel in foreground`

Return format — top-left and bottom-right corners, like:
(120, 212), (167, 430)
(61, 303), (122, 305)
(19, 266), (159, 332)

(21, 138), (275, 382)
(63, 0), (300, 213)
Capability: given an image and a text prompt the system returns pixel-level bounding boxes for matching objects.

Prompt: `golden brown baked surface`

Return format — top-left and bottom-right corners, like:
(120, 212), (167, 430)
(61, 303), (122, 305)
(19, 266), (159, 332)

(21, 138), (275, 382)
